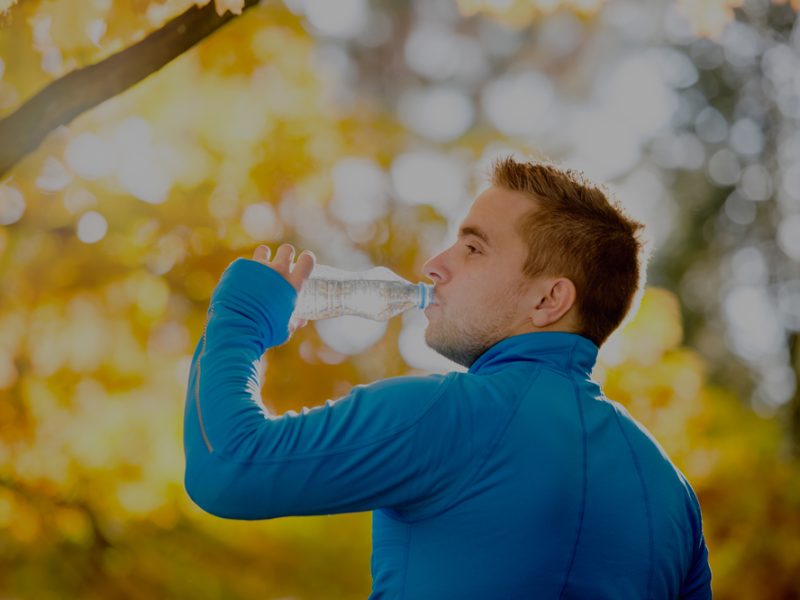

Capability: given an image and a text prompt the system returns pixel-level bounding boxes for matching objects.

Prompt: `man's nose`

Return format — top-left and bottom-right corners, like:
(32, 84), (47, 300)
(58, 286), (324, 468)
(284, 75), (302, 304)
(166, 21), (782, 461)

(422, 252), (446, 283)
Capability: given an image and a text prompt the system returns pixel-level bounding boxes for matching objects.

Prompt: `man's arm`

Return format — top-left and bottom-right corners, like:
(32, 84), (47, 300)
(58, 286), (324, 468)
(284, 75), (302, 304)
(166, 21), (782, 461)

(679, 484), (712, 598)
(679, 531), (712, 598)
(182, 256), (467, 520)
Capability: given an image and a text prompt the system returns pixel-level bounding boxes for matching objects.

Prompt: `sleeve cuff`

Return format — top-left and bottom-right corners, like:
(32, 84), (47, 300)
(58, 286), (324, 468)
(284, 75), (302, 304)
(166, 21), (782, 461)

(209, 257), (299, 347)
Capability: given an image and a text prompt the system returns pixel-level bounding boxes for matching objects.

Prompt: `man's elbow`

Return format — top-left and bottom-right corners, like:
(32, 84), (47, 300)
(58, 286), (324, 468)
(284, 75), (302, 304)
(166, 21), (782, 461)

(183, 472), (281, 521)
(185, 478), (228, 518)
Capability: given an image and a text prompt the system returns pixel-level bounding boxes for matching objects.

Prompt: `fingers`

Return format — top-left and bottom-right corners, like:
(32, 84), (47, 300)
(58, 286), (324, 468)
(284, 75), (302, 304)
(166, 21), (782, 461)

(288, 316), (308, 333)
(253, 245), (271, 263)
(293, 250), (316, 282)
(252, 243), (316, 294)
(253, 243), (295, 268)
(273, 243), (295, 269)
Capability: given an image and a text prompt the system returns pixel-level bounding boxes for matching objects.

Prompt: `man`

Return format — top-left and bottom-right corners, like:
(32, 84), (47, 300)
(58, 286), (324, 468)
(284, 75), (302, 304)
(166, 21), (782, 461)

(183, 157), (712, 599)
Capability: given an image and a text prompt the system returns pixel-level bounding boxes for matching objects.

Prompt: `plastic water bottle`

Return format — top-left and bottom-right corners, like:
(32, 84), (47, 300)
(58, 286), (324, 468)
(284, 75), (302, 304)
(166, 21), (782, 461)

(291, 264), (435, 321)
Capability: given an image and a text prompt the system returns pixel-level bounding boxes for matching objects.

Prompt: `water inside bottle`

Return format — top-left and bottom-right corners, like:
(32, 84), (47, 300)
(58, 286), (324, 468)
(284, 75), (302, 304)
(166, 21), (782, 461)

(294, 279), (431, 321)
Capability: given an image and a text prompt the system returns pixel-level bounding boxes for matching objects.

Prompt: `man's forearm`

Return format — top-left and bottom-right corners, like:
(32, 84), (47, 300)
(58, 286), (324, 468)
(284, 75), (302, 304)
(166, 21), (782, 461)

(183, 259), (297, 514)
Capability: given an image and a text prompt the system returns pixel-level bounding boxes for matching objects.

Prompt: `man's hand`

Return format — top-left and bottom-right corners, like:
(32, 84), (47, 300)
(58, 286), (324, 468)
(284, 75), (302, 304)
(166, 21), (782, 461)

(253, 243), (315, 335)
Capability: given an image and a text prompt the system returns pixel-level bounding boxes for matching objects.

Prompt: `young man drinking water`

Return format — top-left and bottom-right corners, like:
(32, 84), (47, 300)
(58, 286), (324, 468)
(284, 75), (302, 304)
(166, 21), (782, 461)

(183, 157), (712, 599)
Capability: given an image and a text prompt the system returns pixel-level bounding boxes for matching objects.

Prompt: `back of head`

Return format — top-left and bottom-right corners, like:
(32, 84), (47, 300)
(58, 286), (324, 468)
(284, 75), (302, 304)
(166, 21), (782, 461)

(491, 156), (649, 348)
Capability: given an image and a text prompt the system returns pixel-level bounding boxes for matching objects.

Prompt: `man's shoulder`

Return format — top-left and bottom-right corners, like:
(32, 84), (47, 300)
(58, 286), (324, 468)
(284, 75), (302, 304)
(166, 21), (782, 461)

(604, 398), (703, 509)
(604, 398), (673, 460)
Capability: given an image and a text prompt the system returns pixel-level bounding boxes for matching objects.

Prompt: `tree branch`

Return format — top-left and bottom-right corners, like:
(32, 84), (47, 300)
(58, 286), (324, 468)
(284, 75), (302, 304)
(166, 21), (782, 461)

(0, 0), (262, 178)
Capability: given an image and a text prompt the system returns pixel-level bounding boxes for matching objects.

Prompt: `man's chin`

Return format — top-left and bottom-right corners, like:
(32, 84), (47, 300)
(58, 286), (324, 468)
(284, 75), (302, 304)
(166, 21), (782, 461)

(423, 327), (444, 354)
(423, 327), (435, 349)
(423, 331), (460, 365)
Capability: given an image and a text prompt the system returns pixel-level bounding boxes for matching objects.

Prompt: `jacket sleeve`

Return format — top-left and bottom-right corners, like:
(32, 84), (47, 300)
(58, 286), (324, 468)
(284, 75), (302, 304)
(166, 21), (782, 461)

(182, 257), (460, 520)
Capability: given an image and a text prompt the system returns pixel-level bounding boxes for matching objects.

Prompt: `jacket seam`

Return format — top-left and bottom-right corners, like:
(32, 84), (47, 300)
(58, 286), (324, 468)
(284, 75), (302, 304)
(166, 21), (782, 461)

(612, 406), (655, 597)
(400, 521), (412, 600)
(195, 303), (216, 453)
(558, 337), (586, 599)
(403, 365), (544, 523)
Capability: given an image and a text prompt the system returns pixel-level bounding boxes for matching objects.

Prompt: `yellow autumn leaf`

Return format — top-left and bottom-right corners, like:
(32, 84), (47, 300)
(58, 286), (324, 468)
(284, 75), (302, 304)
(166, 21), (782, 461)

(193, 0), (245, 16)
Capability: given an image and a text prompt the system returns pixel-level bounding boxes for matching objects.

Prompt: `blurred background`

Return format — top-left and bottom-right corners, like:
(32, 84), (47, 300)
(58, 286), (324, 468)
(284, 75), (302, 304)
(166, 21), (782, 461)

(1, 0), (799, 597)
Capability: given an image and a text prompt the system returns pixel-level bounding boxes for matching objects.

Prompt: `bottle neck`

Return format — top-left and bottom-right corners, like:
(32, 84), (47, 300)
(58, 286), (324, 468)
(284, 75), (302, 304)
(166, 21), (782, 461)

(417, 283), (434, 309)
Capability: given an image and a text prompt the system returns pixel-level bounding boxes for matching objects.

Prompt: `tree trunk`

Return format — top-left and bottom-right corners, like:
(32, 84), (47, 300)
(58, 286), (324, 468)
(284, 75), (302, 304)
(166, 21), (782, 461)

(0, 0), (261, 178)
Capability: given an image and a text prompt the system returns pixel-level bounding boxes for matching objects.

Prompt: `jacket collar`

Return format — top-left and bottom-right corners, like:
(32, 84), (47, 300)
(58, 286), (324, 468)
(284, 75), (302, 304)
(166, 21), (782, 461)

(467, 332), (598, 377)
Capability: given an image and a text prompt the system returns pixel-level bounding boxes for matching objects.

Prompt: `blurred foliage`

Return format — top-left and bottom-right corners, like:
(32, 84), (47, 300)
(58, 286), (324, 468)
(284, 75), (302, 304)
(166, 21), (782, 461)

(600, 290), (800, 598)
(1, 0), (799, 599)
(461, 0), (762, 38)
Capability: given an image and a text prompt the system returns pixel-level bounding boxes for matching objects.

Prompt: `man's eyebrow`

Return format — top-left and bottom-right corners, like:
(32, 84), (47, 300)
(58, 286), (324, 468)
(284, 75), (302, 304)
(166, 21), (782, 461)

(458, 225), (492, 247)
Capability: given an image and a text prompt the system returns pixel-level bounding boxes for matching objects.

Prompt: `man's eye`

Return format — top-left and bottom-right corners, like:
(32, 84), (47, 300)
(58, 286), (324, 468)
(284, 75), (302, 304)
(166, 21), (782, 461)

(466, 244), (479, 254)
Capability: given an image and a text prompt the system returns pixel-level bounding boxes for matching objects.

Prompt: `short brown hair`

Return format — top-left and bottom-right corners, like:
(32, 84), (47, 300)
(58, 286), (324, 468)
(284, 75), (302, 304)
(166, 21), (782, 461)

(491, 156), (648, 348)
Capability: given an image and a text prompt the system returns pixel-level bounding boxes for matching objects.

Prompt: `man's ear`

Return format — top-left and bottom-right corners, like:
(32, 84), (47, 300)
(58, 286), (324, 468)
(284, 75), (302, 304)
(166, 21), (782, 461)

(530, 278), (577, 328)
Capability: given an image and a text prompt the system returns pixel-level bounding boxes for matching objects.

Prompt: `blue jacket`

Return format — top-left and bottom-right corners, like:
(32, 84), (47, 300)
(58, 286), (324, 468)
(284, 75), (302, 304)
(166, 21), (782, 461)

(184, 258), (712, 599)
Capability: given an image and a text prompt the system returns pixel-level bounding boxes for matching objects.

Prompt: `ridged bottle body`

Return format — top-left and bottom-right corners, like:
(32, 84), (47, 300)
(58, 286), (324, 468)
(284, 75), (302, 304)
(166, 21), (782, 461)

(291, 265), (434, 321)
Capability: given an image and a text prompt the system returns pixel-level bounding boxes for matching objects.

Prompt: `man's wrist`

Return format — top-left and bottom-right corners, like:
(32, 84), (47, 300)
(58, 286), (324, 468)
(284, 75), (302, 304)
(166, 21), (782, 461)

(210, 258), (298, 346)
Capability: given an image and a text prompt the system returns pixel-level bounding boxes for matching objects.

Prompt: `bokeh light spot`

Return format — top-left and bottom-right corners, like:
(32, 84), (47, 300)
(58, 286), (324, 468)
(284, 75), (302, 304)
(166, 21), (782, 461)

(65, 133), (114, 180)
(314, 315), (387, 355)
(76, 211), (108, 244)
(0, 184), (25, 225)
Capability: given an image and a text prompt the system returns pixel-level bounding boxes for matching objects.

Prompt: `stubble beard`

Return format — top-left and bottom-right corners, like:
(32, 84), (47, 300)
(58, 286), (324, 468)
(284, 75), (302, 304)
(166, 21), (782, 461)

(424, 297), (521, 369)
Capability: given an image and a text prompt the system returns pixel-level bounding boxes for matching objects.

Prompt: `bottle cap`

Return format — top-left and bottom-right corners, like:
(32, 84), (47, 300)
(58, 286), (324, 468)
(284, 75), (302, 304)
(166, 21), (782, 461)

(418, 283), (434, 309)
